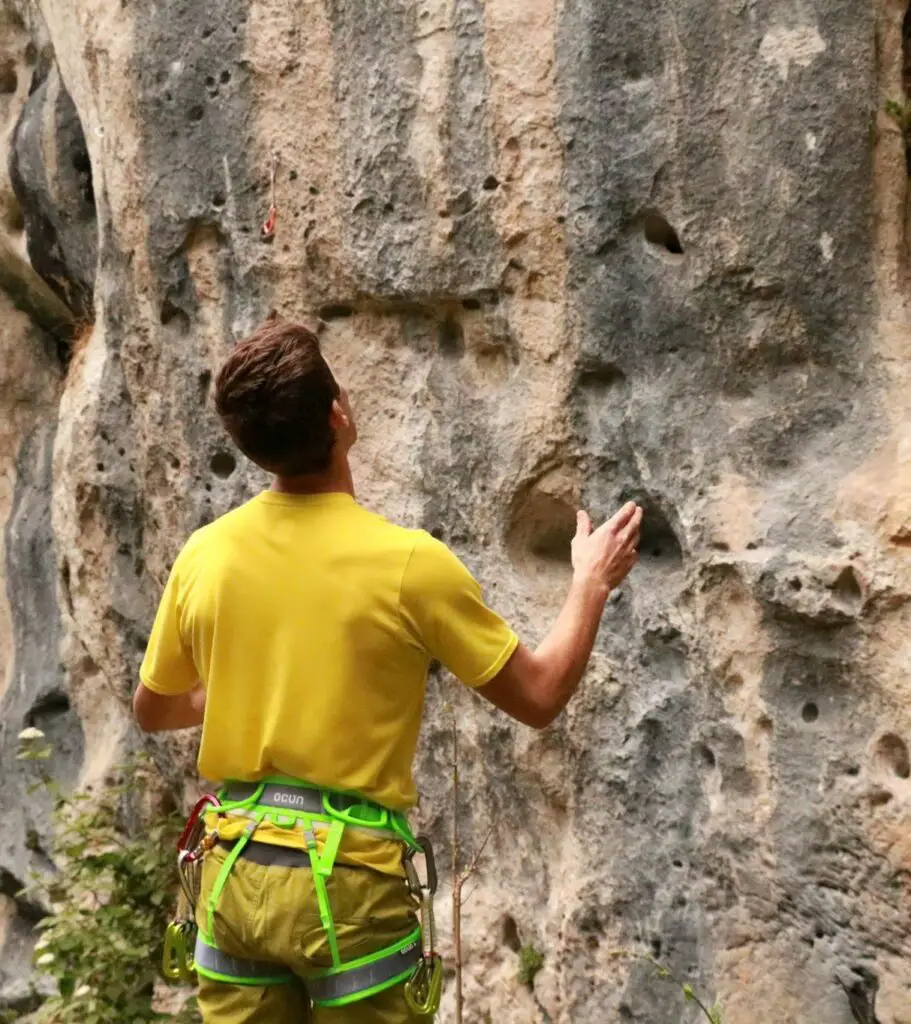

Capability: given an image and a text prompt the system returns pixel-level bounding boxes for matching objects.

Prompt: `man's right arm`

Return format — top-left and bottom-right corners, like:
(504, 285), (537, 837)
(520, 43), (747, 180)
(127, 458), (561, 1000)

(478, 502), (642, 729)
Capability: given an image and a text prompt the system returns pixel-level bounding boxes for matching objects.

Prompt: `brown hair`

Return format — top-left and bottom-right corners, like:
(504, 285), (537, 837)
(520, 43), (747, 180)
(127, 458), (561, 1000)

(214, 321), (340, 476)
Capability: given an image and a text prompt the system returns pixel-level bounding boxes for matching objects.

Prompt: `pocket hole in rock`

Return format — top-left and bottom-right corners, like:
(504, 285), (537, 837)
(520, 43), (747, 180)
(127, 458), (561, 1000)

(697, 743), (716, 768)
(502, 914), (521, 952)
(462, 297), (481, 310)
(831, 565), (863, 607)
(438, 316), (464, 357)
(0, 60), (17, 94)
(482, 175), (500, 191)
(875, 733), (911, 779)
(643, 212), (684, 255)
(507, 488), (577, 567)
(210, 451), (237, 479)
(188, 105), (205, 122)
(801, 702), (819, 724)
(318, 304), (354, 321)
(632, 501), (683, 567)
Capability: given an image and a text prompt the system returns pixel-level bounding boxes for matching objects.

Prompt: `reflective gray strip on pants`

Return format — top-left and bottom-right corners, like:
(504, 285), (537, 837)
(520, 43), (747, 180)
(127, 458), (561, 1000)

(194, 933), (421, 1004)
(194, 934), (294, 986)
(307, 936), (421, 1006)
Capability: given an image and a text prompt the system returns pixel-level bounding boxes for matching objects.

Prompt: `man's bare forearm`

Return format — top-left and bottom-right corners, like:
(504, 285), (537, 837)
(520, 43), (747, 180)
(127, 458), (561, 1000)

(529, 576), (609, 723)
(133, 682), (206, 732)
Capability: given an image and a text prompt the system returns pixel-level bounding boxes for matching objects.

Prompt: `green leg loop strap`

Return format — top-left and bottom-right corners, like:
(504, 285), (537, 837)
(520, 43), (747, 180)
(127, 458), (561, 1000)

(302, 818), (343, 968)
(206, 816), (261, 943)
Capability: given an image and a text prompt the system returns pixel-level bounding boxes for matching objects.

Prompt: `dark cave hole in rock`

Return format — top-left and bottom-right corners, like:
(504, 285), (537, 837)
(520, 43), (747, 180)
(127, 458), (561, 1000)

(188, 104), (205, 123)
(96, 461), (104, 472)
(221, 69), (231, 84)
(875, 733), (911, 779)
(672, 859), (684, 869)
(650, 936), (662, 958)
(619, 1005), (633, 1021)
(160, 296), (190, 330)
(643, 211), (684, 255)
(502, 914), (521, 952)
(462, 297), (481, 310)
(309, 185), (319, 195)
(520, 494), (577, 564)
(802, 702), (819, 724)
(789, 577), (803, 592)
(198, 369), (212, 400)
(577, 361), (626, 393)
(633, 502), (683, 566)
(831, 565), (863, 606)
(26, 690), (71, 729)
(205, 75), (217, 92)
(869, 789), (893, 807)
(212, 192), (226, 209)
(0, 60), (17, 94)
(430, 526), (445, 540)
(383, 202), (394, 214)
(438, 316), (464, 357)
(318, 303), (354, 321)
(697, 743), (716, 769)
(210, 451), (236, 479)
(482, 174), (500, 191)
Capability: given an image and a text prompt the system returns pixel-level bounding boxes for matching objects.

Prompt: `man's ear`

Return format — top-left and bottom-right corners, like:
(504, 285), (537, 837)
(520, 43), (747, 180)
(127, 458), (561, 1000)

(329, 398), (349, 431)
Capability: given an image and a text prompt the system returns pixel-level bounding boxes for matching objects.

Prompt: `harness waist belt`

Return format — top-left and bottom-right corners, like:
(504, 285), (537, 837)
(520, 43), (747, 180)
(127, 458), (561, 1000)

(221, 782), (334, 814)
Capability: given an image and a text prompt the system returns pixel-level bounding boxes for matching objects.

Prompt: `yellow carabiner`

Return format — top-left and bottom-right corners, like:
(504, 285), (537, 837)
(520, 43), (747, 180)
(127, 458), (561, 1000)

(404, 954), (443, 1016)
(162, 921), (196, 984)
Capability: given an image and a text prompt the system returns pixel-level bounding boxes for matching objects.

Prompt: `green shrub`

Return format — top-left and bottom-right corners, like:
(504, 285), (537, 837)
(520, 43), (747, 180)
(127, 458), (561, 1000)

(517, 944), (545, 988)
(17, 736), (199, 1024)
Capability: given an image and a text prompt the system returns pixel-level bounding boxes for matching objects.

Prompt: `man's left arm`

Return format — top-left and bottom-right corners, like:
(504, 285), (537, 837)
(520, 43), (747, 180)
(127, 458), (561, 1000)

(134, 547), (206, 732)
(133, 682), (206, 732)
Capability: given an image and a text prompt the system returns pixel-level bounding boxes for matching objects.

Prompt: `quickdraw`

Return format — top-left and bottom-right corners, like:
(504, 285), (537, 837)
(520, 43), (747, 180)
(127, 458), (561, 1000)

(403, 836), (443, 1016)
(161, 793), (219, 984)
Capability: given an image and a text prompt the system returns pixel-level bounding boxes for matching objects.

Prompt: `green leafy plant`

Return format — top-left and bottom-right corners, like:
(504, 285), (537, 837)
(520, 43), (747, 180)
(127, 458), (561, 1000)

(612, 949), (724, 1023)
(517, 944), (545, 988)
(885, 98), (911, 138)
(17, 733), (200, 1024)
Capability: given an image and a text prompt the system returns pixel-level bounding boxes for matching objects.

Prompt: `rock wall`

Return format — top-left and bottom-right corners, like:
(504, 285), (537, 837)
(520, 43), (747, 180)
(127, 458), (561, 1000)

(1, 0), (911, 1021)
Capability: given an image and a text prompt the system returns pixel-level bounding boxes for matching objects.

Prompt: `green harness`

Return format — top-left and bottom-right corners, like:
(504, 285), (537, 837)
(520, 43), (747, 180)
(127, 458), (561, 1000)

(172, 775), (441, 1011)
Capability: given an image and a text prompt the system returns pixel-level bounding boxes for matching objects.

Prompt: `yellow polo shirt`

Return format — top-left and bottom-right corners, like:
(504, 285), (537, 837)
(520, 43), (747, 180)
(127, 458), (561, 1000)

(140, 490), (518, 813)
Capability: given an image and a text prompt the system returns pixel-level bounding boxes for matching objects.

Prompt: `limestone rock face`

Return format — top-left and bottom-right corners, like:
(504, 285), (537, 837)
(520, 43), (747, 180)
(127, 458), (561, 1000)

(1, 0), (911, 1021)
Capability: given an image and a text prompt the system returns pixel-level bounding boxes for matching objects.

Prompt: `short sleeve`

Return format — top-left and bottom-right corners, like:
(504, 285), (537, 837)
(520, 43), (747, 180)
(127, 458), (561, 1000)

(399, 533), (519, 688)
(139, 547), (199, 696)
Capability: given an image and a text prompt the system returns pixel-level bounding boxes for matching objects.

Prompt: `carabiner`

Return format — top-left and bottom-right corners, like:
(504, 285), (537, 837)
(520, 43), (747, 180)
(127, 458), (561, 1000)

(162, 921), (196, 984)
(404, 953), (443, 1016)
(404, 835), (437, 896)
(177, 793), (219, 861)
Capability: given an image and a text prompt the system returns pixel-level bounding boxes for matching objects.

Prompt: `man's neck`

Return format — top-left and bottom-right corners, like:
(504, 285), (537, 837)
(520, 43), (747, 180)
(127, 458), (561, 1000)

(272, 456), (355, 498)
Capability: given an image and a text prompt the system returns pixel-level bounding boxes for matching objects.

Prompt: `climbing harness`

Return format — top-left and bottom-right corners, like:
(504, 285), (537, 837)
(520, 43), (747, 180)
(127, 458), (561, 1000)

(404, 837), (443, 1015)
(162, 776), (441, 1012)
(260, 152), (277, 241)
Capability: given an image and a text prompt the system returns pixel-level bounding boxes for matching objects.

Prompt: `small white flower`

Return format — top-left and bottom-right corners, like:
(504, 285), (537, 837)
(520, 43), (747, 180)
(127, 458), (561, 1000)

(74, 985), (92, 998)
(18, 727), (45, 741)
(35, 952), (55, 966)
(33, 936), (50, 952)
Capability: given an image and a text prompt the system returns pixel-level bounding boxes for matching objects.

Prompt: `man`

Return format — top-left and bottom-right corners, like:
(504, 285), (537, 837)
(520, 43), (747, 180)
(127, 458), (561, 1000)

(134, 320), (641, 1023)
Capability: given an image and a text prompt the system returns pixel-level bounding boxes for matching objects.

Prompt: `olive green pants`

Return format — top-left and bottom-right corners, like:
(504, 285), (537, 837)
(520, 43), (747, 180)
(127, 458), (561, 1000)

(196, 843), (430, 1023)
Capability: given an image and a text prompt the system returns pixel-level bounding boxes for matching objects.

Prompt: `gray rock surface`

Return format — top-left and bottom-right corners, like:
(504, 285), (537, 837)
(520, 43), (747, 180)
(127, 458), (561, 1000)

(1, 0), (911, 1021)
